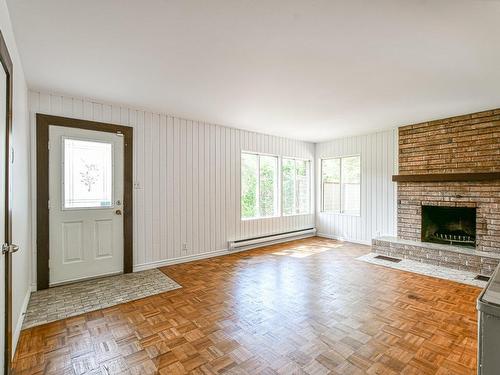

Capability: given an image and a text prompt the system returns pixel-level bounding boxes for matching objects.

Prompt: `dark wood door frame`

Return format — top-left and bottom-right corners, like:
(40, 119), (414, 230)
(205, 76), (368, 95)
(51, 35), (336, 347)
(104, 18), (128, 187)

(1, 29), (14, 375)
(36, 114), (133, 290)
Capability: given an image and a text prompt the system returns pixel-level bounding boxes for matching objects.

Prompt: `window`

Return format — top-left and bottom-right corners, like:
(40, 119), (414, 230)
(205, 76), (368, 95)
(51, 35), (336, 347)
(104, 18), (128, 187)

(282, 158), (311, 215)
(241, 152), (278, 219)
(321, 155), (360, 215)
(63, 138), (113, 209)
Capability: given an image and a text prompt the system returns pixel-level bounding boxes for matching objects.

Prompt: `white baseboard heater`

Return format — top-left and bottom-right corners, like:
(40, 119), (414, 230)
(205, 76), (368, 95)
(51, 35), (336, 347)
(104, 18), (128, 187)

(228, 228), (316, 251)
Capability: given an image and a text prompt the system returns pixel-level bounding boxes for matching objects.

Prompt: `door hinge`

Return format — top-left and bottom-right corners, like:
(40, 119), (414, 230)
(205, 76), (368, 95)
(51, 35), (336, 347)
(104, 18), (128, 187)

(48, 141), (51, 150)
(48, 200), (51, 210)
(48, 258), (51, 268)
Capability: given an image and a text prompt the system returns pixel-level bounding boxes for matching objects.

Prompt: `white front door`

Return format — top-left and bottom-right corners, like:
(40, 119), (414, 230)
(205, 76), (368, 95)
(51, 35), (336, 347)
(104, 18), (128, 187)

(49, 126), (124, 285)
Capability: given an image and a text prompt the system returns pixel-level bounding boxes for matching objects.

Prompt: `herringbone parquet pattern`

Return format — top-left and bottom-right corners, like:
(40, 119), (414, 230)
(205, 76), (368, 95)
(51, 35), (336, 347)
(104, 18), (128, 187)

(12, 238), (480, 374)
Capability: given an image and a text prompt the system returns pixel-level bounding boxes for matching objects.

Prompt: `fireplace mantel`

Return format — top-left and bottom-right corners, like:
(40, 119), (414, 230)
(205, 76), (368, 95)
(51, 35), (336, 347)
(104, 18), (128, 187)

(392, 172), (500, 183)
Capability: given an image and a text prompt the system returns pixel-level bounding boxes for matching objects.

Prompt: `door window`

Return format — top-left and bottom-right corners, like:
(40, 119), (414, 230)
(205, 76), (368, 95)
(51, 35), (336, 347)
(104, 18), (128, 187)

(63, 137), (113, 209)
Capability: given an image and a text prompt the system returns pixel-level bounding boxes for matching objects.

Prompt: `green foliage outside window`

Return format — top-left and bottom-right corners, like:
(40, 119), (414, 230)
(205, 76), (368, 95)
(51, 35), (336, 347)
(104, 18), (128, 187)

(241, 153), (310, 219)
(241, 153), (258, 218)
(282, 159), (295, 215)
(241, 153), (277, 219)
(259, 156), (277, 217)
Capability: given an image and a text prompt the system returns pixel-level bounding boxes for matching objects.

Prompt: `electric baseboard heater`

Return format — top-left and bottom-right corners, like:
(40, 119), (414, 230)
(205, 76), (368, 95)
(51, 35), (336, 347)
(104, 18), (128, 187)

(228, 228), (316, 251)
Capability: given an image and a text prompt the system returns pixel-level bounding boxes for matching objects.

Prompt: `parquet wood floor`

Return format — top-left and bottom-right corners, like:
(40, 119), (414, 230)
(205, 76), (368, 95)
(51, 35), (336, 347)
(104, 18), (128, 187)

(12, 237), (480, 374)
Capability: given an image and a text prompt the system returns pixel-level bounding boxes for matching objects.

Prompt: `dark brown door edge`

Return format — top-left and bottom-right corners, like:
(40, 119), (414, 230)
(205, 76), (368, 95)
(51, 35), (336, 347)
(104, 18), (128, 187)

(36, 114), (133, 290)
(1, 28), (15, 375)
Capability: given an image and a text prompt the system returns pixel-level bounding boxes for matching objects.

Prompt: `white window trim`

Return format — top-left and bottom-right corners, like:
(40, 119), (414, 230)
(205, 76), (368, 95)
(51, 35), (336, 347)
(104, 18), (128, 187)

(320, 154), (361, 217)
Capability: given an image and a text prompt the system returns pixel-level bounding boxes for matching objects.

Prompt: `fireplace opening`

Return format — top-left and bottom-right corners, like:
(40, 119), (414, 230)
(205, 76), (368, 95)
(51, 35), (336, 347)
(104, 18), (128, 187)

(421, 205), (476, 248)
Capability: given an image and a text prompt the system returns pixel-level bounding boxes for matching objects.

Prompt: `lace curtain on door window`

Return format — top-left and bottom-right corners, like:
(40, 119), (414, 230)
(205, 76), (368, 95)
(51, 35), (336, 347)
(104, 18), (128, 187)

(63, 138), (113, 209)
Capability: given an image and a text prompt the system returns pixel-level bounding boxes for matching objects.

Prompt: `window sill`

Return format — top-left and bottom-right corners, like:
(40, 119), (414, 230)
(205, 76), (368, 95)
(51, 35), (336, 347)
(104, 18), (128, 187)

(282, 213), (314, 217)
(241, 215), (281, 221)
(320, 211), (361, 217)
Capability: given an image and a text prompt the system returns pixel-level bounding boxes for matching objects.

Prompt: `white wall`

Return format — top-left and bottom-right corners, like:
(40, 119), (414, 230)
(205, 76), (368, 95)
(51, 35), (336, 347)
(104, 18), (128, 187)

(315, 129), (398, 244)
(29, 91), (316, 277)
(1, 0), (32, 353)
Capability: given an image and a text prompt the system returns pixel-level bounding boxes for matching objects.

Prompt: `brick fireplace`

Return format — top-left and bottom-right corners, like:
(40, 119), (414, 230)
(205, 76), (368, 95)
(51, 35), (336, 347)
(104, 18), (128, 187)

(372, 109), (500, 275)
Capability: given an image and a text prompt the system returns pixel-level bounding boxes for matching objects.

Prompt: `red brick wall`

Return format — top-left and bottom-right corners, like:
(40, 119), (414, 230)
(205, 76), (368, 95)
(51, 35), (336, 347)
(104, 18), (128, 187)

(399, 109), (500, 174)
(397, 109), (500, 253)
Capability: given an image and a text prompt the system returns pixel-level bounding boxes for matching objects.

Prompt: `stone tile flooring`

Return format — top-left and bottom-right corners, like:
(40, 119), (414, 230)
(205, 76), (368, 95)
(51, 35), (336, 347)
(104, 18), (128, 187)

(358, 252), (488, 287)
(23, 269), (181, 329)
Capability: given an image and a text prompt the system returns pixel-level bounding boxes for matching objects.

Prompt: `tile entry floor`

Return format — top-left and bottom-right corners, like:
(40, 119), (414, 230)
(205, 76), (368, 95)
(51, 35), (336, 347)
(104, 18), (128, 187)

(23, 269), (181, 329)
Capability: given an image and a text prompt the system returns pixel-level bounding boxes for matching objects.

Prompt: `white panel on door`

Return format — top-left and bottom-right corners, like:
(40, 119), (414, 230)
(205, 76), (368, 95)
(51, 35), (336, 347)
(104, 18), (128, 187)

(95, 219), (113, 259)
(62, 221), (84, 263)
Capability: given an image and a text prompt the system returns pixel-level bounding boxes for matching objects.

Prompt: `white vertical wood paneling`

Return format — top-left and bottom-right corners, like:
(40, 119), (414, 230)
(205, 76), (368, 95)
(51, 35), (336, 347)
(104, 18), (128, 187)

(315, 130), (397, 244)
(29, 91), (315, 272)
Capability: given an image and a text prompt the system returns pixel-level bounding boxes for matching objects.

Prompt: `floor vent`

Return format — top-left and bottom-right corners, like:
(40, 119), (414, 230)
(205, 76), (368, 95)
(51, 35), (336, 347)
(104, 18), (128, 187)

(374, 255), (402, 263)
(475, 275), (490, 282)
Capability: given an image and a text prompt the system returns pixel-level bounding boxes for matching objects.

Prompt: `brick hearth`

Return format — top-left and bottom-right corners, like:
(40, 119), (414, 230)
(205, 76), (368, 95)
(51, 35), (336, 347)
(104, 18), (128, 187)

(372, 236), (500, 275)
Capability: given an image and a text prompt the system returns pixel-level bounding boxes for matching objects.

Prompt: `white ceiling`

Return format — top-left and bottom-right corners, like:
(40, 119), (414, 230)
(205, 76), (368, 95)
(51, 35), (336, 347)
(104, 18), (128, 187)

(7, 0), (500, 142)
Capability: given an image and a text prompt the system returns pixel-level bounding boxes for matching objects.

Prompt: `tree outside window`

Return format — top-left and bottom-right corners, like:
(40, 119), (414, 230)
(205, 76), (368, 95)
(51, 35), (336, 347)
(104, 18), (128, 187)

(241, 153), (278, 219)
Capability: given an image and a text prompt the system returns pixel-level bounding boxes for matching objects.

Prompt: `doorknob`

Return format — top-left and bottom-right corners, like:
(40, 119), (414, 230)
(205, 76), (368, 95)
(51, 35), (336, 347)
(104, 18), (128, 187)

(115, 209), (122, 215)
(2, 243), (19, 254)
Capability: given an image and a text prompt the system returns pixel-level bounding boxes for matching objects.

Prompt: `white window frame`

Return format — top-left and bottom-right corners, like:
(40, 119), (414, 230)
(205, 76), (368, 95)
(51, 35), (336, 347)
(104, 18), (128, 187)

(240, 151), (280, 220)
(320, 154), (361, 216)
(281, 157), (312, 216)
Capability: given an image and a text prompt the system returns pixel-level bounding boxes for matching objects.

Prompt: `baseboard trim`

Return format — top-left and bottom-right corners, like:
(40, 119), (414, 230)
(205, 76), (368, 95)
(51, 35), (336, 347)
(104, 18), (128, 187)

(133, 234), (316, 272)
(133, 248), (232, 272)
(13, 287), (31, 352)
(316, 233), (371, 246)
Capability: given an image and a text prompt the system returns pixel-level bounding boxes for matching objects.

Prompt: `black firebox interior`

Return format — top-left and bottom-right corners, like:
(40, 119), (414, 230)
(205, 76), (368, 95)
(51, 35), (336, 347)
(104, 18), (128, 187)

(421, 205), (476, 248)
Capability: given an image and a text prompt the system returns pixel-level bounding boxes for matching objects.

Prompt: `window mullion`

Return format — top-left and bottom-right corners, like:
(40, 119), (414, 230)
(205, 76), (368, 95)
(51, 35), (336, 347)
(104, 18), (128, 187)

(321, 159), (327, 213)
(307, 160), (311, 214)
(279, 157), (282, 217)
(275, 156), (283, 216)
(340, 157), (343, 214)
(292, 159), (296, 214)
(257, 155), (261, 218)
